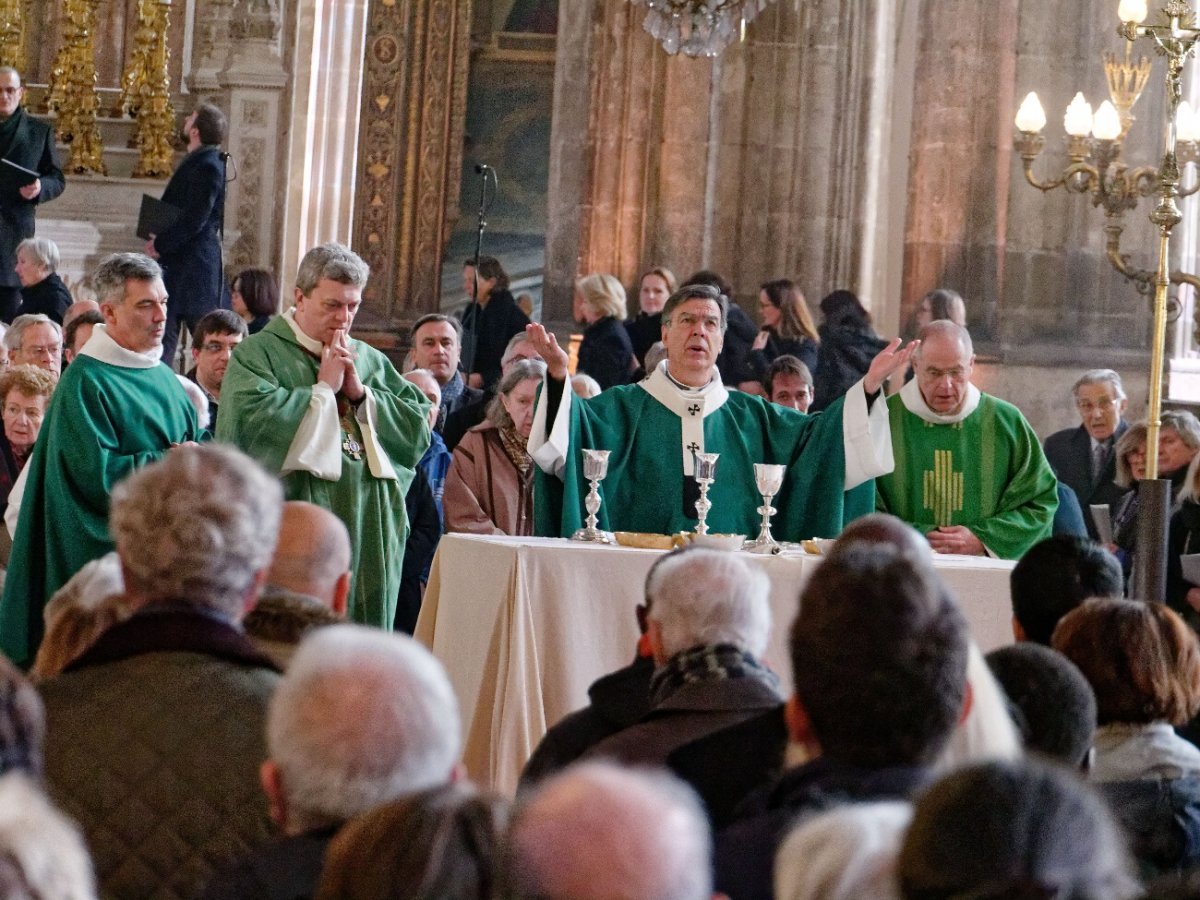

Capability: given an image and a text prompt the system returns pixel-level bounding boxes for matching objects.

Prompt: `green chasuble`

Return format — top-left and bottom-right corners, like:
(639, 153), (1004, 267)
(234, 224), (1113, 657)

(216, 314), (430, 630)
(0, 328), (201, 666)
(875, 379), (1057, 559)
(530, 364), (892, 540)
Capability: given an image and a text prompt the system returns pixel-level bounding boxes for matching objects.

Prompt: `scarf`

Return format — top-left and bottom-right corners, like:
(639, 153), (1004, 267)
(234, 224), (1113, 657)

(650, 643), (780, 707)
(498, 424), (532, 480)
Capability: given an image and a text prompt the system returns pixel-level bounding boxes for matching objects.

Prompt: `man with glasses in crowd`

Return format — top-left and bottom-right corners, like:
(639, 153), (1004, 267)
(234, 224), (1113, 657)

(1043, 369), (1131, 541)
(3, 314), (61, 378)
(876, 320), (1057, 559)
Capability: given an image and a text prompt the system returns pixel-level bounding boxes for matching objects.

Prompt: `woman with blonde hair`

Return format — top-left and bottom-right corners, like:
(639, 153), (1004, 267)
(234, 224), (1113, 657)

(625, 266), (677, 372)
(574, 273), (634, 391)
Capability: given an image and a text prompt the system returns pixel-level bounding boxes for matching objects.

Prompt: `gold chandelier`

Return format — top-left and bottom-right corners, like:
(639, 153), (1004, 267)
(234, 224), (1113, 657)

(631, 0), (777, 56)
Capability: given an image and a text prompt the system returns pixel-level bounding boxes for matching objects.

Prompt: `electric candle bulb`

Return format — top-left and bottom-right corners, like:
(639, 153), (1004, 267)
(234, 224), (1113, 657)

(1092, 101), (1122, 140)
(1015, 92), (1047, 133)
(1064, 93), (1094, 137)
(1118, 0), (1148, 24)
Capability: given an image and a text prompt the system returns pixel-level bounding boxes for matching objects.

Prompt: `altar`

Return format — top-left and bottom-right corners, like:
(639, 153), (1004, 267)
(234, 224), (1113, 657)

(414, 534), (1016, 796)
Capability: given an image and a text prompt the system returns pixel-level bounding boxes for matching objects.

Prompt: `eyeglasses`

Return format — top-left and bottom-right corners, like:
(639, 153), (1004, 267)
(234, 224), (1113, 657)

(1076, 397), (1118, 413)
(22, 344), (60, 357)
(0, 87), (22, 96)
(200, 341), (237, 354)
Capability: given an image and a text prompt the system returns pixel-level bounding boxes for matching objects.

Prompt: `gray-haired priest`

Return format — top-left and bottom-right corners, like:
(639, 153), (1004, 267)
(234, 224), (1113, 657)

(525, 284), (913, 540)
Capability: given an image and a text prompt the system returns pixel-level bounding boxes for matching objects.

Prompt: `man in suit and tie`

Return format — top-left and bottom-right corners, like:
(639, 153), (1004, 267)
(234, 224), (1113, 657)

(1043, 369), (1131, 540)
(146, 101), (228, 366)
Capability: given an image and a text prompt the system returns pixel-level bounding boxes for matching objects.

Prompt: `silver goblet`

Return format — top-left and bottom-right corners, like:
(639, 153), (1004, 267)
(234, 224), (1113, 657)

(744, 463), (787, 554)
(693, 452), (720, 535)
(571, 448), (614, 543)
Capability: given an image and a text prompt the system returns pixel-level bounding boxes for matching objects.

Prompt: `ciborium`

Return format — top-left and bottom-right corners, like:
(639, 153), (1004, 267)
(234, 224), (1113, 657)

(571, 448), (614, 543)
(693, 452), (720, 535)
(744, 463), (786, 554)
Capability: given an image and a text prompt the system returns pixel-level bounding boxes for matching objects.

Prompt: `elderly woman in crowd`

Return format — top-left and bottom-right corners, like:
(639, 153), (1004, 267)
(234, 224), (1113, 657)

(14, 238), (71, 325)
(0, 364), (53, 514)
(625, 266), (676, 374)
(1113, 413), (1200, 582)
(745, 279), (820, 392)
(230, 268), (278, 335)
(444, 358), (546, 536)
(574, 273), (634, 391)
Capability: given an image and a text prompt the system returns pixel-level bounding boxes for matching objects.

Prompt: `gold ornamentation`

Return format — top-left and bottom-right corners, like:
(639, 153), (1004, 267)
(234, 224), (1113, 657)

(120, 0), (175, 178)
(50, 0), (105, 175)
(922, 450), (964, 528)
(0, 0), (25, 72)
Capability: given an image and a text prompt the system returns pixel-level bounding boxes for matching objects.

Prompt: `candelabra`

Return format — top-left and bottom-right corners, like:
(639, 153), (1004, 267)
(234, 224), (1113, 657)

(1013, 39), (1200, 336)
(0, 0), (25, 72)
(120, 0), (175, 178)
(630, 0), (776, 56)
(48, 0), (105, 175)
(1060, 0), (1200, 603)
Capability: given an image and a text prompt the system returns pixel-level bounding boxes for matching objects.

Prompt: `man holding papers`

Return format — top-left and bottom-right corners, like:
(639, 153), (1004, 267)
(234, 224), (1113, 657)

(145, 101), (228, 366)
(0, 67), (64, 325)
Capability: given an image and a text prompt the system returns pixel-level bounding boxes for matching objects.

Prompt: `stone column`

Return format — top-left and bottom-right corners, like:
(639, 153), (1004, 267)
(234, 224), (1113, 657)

(350, 0), (471, 340)
(277, 0), (369, 293)
(218, 0), (289, 273)
(902, 0), (1165, 363)
(544, 0), (906, 329)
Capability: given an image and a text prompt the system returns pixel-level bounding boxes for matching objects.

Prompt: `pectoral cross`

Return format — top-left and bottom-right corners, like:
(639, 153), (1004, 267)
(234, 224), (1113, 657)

(687, 403), (701, 416)
(922, 449), (963, 527)
(686, 441), (700, 454)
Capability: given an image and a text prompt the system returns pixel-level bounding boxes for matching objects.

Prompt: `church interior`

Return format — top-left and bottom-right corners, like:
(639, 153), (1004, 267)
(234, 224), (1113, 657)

(14, 0), (1200, 435)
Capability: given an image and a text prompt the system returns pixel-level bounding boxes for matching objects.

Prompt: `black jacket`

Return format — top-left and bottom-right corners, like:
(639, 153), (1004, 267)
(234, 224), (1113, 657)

(0, 108), (64, 292)
(716, 303), (759, 386)
(577, 315), (634, 391)
(810, 323), (887, 411)
(520, 656), (655, 789)
(460, 289), (530, 390)
(154, 145), (227, 316)
(746, 331), (819, 382)
(1043, 421), (1131, 539)
(18, 271), (71, 323)
(714, 757), (931, 900)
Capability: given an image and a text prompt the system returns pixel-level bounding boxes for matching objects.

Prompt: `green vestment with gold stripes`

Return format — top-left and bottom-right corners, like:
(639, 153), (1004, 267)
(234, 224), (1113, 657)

(875, 391), (1057, 559)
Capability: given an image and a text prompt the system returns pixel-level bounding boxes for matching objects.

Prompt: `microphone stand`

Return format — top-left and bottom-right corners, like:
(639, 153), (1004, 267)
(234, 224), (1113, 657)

(464, 163), (496, 378)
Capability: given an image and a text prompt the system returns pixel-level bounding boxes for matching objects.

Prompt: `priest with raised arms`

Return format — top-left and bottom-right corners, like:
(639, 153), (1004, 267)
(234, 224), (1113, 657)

(526, 283), (915, 540)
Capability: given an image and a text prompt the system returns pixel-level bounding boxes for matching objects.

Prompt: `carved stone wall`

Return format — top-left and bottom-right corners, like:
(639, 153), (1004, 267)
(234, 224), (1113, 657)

(902, 0), (1169, 365)
(351, 0), (471, 339)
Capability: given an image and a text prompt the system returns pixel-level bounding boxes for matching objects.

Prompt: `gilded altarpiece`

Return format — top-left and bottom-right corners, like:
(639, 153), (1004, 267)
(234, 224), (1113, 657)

(352, 0), (471, 339)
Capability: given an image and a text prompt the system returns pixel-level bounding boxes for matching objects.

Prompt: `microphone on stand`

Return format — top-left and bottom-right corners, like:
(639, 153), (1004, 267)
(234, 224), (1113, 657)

(474, 163), (492, 174)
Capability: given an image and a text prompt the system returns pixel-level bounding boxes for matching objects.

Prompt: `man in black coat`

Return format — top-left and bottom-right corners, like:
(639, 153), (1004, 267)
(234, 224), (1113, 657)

(1043, 369), (1131, 540)
(147, 101), (228, 365)
(0, 67), (65, 324)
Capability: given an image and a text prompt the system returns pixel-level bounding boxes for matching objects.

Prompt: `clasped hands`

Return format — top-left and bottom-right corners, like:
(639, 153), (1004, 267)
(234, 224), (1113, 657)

(318, 328), (364, 403)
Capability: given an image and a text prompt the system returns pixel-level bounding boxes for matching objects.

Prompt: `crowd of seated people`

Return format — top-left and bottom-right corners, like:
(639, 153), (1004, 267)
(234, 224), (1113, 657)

(14, 237), (1200, 900)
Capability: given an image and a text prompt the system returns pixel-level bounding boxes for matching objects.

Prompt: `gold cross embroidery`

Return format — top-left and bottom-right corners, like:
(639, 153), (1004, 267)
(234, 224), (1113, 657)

(923, 449), (964, 527)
